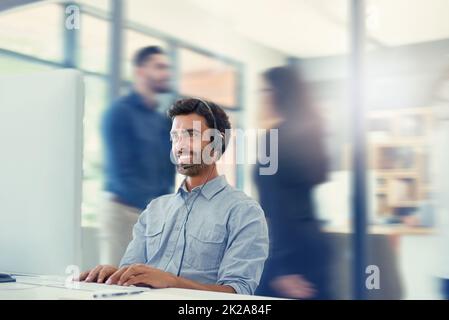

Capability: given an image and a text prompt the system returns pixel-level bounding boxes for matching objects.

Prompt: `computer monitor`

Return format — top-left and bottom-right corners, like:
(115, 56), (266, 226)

(0, 69), (84, 276)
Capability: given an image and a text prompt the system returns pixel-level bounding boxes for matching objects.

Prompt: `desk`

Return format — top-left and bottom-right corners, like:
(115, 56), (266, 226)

(0, 275), (276, 300)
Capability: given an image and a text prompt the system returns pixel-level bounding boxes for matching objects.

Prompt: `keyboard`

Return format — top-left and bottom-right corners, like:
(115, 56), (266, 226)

(14, 275), (151, 293)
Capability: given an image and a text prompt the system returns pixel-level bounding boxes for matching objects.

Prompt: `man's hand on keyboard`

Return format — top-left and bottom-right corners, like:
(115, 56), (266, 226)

(106, 264), (177, 288)
(75, 265), (118, 283)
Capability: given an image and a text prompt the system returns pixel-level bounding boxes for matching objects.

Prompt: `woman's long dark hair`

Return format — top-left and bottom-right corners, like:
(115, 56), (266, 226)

(263, 65), (320, 126)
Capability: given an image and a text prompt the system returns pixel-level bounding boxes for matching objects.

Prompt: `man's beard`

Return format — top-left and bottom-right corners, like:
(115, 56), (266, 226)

(152, 82), (172, 94)
(176, 163), (207, 176)
(154, 86), (171, 94)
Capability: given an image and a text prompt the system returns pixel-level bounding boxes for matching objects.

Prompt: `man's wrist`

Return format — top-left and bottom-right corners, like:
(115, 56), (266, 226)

(168, 273), (179, 288)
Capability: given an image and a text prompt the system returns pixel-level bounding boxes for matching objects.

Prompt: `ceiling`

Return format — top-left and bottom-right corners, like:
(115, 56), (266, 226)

(186, 0), (449, 57)
(4, 0), (449, 58)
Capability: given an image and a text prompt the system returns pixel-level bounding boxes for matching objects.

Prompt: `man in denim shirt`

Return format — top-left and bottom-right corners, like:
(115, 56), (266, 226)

(78, 98), (269, 295)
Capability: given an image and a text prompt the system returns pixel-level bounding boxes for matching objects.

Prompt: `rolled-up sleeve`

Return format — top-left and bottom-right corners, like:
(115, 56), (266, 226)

(119, 206), (148, 267)
(216, 202), (269, 295)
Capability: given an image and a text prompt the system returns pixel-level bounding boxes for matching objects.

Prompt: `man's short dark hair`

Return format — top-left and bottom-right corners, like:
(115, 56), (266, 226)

(167, 98), (232, 154)
(133, 46), (165, 67)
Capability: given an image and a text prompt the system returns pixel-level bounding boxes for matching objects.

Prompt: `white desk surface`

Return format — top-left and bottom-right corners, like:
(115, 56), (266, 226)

(0, 275), (277, 300)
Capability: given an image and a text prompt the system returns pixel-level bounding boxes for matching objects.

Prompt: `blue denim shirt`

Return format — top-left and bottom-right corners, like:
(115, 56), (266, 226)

(120, 175), (269, 295)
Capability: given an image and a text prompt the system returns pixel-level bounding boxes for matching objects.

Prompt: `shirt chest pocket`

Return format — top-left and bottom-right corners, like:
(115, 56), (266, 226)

(144, 219), (165, 262)
(184, 225), (227, 271)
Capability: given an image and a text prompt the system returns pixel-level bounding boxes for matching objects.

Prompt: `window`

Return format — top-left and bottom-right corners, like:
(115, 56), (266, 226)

(82, 76), (108, 227)
(0, 55), (54, 75)
(75, 0), (109, 12)
(79, 14), (109, 74)
(0, 3), (63, 62)
(179, 48), (238, 108)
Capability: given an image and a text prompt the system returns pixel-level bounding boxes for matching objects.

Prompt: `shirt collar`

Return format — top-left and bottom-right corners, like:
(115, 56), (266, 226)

(177, 175), (228, 200)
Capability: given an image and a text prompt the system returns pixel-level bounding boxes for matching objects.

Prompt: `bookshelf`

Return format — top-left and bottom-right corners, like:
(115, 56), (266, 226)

(367, 107), (434, 221)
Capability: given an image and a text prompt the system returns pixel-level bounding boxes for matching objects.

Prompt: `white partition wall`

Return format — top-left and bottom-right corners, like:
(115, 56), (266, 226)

(0, 69), (84, 275)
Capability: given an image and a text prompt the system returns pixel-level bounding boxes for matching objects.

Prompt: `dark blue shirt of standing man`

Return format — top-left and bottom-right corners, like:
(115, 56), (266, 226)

(101, 91), (175, 210)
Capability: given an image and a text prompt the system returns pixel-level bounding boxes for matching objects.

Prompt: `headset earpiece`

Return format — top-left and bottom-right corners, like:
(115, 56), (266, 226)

(194, 98), (225, 158)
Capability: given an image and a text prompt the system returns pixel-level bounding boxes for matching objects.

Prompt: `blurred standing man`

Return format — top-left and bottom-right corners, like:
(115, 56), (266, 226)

(99, 46), (175, 265)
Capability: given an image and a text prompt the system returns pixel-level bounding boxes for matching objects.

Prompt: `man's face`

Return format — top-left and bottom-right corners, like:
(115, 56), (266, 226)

(135, 53), (171, 93)
(170, 113), (213, 177)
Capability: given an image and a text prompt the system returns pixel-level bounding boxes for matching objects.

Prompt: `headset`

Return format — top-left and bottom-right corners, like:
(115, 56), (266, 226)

(176, 98), (224, 277)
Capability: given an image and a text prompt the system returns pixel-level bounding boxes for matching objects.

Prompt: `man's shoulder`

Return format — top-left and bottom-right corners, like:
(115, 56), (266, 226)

(109, 94), (135, 113)
(220, 185), (264, 215)
(102, 96), (135, 124)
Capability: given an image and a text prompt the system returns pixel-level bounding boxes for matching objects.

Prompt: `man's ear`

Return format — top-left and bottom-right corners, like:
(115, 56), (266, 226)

(134, 66), (144, 79)
(134, 67), (140, 77)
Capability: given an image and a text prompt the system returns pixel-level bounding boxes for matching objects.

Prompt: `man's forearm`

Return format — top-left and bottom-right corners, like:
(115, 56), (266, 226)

(172, 275), (236, 294)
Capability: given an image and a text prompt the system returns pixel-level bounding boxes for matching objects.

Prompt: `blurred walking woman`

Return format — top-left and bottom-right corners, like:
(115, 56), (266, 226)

(255, 66), (332, 299)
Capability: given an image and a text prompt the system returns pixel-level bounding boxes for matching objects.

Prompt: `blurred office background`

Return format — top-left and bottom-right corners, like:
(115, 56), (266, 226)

(1, 0), (449, 299)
